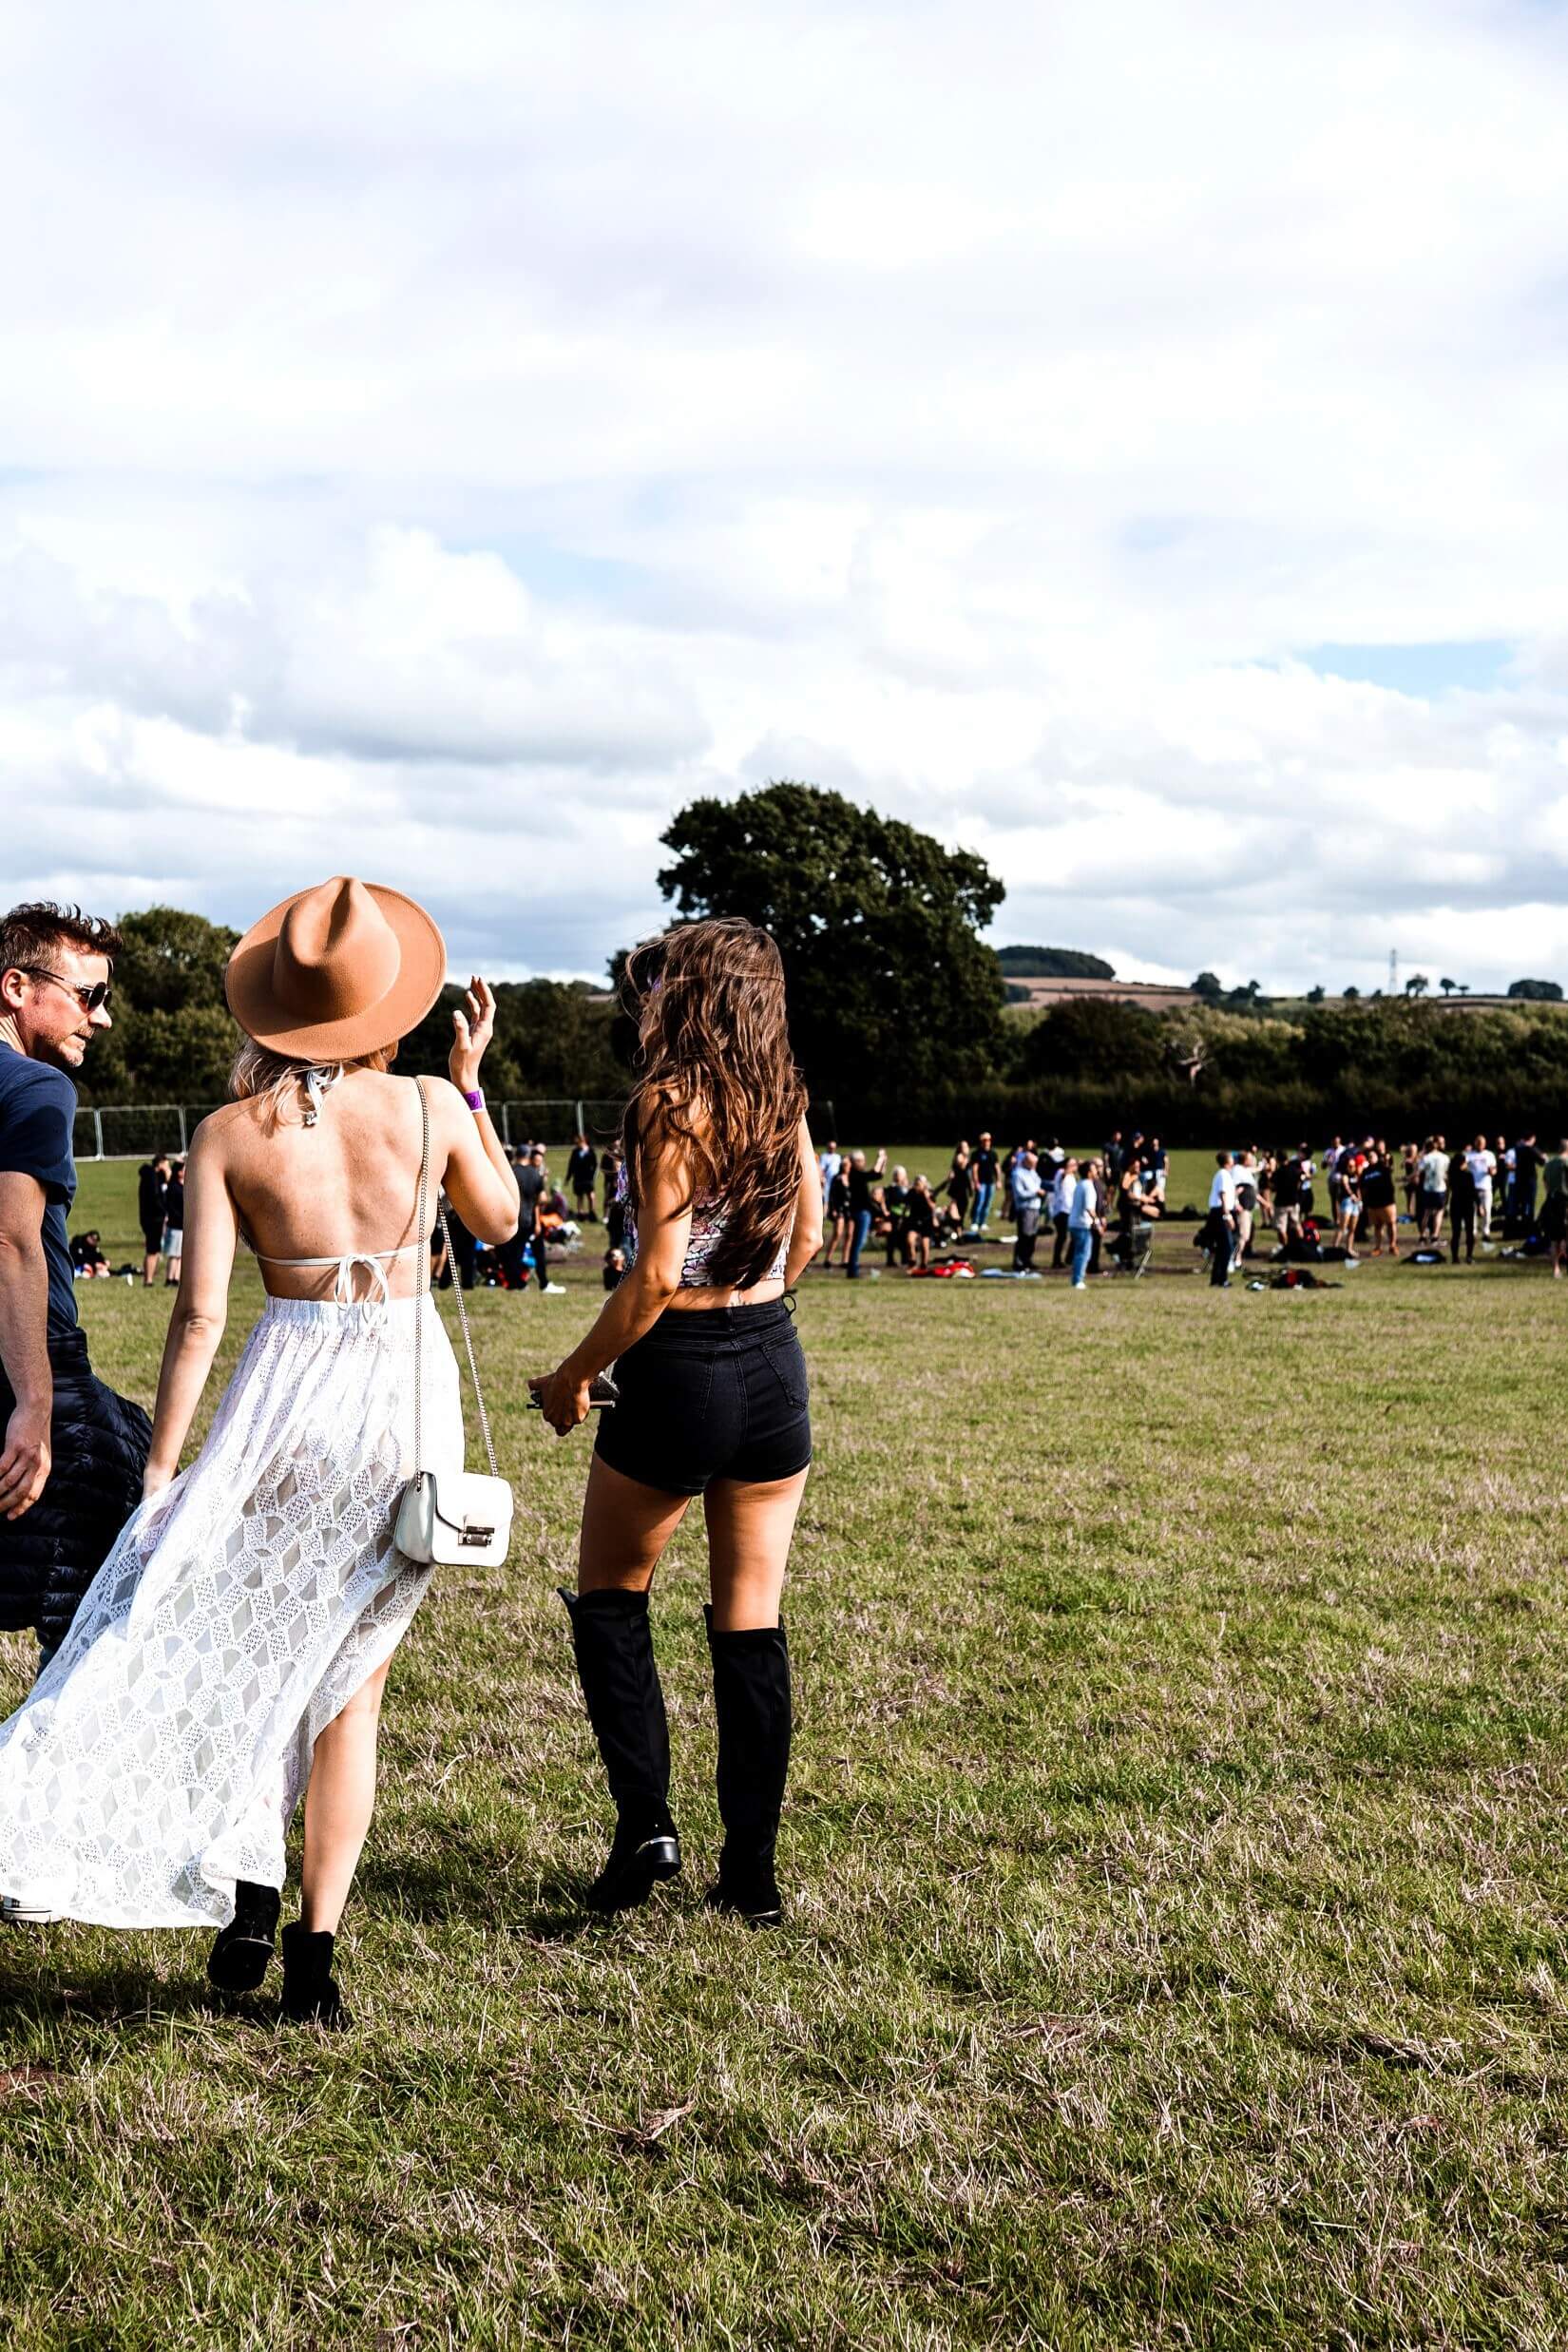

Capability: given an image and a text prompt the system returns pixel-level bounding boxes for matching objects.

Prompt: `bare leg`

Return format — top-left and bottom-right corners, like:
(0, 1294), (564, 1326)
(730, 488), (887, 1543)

(577, 1451), (693, 1594)
(142, 1252), (160, 1287)
(300, 1656), (392, 1933)
(703, 1468), (810, 1630)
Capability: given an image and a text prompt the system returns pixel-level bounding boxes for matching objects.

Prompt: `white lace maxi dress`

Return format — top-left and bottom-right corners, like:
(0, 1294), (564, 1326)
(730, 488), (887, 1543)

(0, 1275), (462, 1927)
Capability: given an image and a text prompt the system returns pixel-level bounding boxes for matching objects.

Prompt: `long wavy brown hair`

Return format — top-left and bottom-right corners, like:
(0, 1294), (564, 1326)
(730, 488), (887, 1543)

(621, 917), (807, 1289)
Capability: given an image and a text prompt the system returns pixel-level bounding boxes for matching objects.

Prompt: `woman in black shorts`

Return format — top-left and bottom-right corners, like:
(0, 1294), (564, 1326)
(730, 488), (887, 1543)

(531, 919), (822, 1925)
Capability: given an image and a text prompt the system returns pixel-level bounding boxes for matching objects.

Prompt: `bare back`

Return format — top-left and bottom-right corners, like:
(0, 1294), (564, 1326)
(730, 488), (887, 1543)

(203, 1071), (441, 1303)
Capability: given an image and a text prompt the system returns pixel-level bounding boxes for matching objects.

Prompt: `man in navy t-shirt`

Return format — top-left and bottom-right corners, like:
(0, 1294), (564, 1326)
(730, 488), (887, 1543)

(0, 902), (151, 1664)
(0, 1051), (81, 1342)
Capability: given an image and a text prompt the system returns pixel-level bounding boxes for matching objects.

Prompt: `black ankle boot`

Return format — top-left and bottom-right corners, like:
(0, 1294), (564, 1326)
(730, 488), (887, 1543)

(207, 1879), (281, 1994)
(279, 1922), (348, 2028)
(705, 1608), (792, 1928)
(560, 1587), (682, 1913)
(586, 1815), (682, 1914)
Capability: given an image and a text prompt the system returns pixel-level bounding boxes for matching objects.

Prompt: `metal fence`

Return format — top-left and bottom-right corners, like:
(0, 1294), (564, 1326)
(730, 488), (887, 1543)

(73, 1093), (835, 1160)
(73, 1097), (627, 1160)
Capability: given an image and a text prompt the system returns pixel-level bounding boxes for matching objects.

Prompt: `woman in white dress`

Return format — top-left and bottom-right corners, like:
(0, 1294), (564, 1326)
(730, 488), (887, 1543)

(0, 877), (519, 2024)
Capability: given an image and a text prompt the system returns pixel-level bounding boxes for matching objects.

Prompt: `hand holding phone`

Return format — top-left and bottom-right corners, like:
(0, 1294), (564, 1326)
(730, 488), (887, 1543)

(527, 1374), (620, 1411)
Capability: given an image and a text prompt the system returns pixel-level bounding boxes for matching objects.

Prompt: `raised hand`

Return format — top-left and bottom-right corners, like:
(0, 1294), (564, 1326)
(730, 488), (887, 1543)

(449, 976), (497, 1094)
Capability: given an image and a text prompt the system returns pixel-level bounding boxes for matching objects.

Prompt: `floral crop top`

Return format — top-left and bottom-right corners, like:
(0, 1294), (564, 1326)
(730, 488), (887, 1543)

(617, 1163), (789, 1289)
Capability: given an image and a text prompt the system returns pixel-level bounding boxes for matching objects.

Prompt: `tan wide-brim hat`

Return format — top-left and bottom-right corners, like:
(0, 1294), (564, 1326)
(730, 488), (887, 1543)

(225, 876), (448, 1061)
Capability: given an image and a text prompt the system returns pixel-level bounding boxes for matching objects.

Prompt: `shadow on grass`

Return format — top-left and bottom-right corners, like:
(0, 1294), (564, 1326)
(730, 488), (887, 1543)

(355, 1838), (602, 1942)
(0, 1951), (277, 2033)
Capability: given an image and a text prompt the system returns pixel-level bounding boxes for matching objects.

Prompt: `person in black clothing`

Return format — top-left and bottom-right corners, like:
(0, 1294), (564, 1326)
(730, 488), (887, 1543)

(439, 1200), (478, 1288)
(496, 1148), (531, 1290)
(138, 1153), (170, 1287)
(531, 916), (818, 1929)
(971, 1133), (1000, 1230)
(0, 901), (150, 1668)
(1448, 1152), (1477, 1265)
(947, 1143), (973, 1233)
(599, 1143), (620, 1221)
(844, 1147), (887, 1279)
(1510, 1135), (1541, 1231)
(1272, 1148), (1302, 1242)
(69, 1230), (112, 1278)
(1359, 1148), (1399, 1258)
(880, 1165), (910, 1266)
(1115, 1154), (1145, 1242)
(1103, 1131), (1125, 1187)
(160, 1157), (185, 1289)
(904, 1174), (937, 1269)
(605, 1166), (627, 1252)
(516, 1144), (557, 1294)
(567, 1134), (599, 1220)
(162, 1159), (185, 1287)
(820, 1162), (851, 1267)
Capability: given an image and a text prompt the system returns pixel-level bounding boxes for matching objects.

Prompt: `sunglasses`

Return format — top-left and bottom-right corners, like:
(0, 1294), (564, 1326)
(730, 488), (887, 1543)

(22, 965), (112, 1013)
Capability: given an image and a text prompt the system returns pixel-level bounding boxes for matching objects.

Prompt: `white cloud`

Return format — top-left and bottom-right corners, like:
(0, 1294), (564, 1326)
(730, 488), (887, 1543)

(2, 0), (1568, 989)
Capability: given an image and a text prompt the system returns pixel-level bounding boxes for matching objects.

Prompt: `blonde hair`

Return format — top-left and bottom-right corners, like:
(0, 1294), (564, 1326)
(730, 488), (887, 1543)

(229, 1038), (395, 1128)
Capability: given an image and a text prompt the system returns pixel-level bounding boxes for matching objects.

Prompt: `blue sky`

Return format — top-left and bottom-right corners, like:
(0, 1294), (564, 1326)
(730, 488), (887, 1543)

(1297, 644), (1514, 697)
(2, 0), (1567, 997)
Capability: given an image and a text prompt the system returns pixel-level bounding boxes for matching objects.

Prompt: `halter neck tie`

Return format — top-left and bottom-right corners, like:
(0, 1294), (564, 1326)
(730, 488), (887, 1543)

(330, 1252), (393, 1323)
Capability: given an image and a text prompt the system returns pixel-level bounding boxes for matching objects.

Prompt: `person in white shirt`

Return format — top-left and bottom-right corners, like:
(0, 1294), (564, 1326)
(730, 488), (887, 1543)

(1208, 1152), (1239, 1288)
(1066, 1158), (1102, 1290)
(1417, 1134), (1451, 1242)
(817, 1139), (841, 1196)
(1049, 1155), (1078, 1270)
(1465, 1136), (1497, 1237)
(1010, 1151), (1043, 1271)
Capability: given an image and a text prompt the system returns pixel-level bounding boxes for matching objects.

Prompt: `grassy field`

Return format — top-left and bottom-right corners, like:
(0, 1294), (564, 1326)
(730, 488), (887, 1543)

(3, 1154), (1568, 2344)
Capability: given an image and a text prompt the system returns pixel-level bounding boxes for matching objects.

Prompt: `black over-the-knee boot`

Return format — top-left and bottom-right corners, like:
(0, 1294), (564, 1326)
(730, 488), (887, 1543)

(704, 1606), (792, 1927)
(559, 1587), (681, 1912)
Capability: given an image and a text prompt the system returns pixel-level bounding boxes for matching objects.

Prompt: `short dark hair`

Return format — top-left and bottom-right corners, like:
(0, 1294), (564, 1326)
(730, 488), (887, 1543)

(0, 901), (124, 980)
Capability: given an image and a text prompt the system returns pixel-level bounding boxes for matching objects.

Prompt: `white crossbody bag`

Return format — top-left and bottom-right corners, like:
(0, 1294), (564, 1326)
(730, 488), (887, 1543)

(393, 1078), (515, 1570)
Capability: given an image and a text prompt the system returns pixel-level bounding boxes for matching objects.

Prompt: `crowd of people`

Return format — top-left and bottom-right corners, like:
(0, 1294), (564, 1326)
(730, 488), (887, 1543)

(809, 1130), (1172, 1286)
(96, 1126), (1568, 1305)
(1202, 1134), (1568, 1285)
(807, 1127), (1568, 1291)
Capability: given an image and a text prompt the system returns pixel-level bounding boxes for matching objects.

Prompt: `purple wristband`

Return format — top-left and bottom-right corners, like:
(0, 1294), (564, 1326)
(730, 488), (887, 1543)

(464, 1089), (486, 1113)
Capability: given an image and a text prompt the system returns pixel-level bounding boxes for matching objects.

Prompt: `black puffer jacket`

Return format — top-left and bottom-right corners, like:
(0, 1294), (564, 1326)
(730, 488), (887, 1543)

(0, 1329), (151, 1664)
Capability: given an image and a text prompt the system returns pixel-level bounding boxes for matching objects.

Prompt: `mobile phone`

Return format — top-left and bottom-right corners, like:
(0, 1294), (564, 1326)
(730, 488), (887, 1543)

(528, 1374), (620, 1410)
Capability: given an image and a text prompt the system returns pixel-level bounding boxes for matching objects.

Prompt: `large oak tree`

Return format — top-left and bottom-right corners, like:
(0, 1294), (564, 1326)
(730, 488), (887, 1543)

(646, 782), (1005, 1108)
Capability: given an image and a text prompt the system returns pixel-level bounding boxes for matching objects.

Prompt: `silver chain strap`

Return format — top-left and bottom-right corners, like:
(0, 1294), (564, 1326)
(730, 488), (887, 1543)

(413, 1078), (500, 1480)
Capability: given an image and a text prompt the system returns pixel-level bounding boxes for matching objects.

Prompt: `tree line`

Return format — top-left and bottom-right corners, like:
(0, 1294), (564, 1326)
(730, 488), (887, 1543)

(69, 784), (1568, 1142)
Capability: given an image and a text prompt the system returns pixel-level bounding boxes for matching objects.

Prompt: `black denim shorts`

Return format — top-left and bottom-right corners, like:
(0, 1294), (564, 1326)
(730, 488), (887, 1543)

(593, 1296), (812, 1496)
